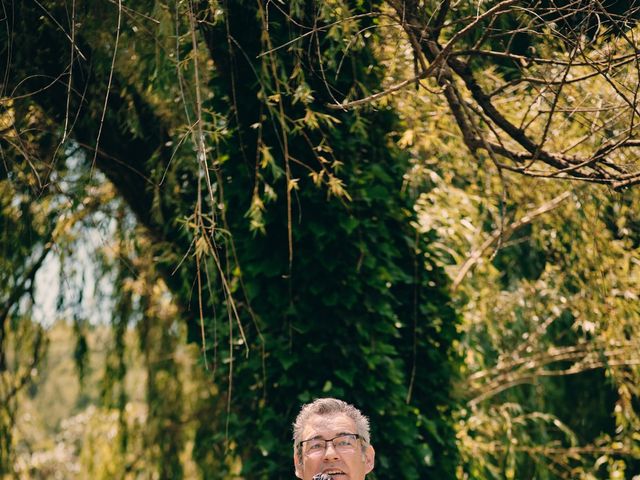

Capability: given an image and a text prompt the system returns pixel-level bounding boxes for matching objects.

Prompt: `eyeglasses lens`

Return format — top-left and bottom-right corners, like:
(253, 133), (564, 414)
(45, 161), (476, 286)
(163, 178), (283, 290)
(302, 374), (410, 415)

(305, 435), (358, 455)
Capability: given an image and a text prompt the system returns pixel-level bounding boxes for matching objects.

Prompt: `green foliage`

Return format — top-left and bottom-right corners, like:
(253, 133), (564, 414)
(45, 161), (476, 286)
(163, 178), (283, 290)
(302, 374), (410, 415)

(0, 131), (61, 472)
(6, 1), (640, 479)
(388, 40), (640, 475)
(2, 0), (461, 478)
(189, 2), (461, 477)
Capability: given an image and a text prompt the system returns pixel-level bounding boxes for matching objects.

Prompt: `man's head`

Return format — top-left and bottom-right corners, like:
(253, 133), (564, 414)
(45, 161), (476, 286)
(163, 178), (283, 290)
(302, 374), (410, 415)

(293, 398), (375, 480)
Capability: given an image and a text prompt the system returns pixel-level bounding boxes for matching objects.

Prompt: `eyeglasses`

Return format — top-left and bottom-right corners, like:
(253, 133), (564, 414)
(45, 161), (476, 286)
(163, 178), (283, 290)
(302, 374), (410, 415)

(299, 434), (362, 456)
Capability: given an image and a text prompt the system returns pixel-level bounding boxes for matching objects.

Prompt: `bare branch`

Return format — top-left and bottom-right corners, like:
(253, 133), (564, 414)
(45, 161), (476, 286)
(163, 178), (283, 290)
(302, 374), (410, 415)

(452, 191), (571, 290)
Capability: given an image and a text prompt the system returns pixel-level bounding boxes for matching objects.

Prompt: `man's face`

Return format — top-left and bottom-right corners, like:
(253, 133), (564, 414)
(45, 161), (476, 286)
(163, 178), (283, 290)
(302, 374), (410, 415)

(293, 413), (375, 480)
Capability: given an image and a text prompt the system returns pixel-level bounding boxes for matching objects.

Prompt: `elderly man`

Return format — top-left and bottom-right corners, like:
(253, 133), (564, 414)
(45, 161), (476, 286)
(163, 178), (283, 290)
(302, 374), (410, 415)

(293, 398), (375, 480)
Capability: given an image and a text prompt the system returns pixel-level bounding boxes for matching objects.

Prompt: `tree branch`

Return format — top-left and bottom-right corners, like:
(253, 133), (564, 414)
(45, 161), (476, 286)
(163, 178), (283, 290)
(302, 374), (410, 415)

(452, 191), (571, 290)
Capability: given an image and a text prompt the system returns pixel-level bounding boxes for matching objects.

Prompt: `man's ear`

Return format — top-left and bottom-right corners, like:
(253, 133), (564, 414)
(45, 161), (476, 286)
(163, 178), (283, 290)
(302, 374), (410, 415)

(364, 445), (375, 474)
(293, 452), (304, 479)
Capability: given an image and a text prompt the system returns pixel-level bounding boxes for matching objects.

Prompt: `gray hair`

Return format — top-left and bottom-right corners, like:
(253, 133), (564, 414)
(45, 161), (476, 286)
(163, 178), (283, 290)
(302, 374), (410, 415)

(292, 397), (371, 459)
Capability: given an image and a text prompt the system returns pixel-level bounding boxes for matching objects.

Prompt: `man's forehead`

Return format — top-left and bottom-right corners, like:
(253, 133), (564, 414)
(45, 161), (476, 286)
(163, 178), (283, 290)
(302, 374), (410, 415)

(302, 413), (356, 438)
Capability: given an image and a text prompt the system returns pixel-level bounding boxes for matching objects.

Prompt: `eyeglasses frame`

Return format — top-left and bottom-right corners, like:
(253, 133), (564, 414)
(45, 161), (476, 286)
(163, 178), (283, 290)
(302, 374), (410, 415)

(297, 433), (363, 457)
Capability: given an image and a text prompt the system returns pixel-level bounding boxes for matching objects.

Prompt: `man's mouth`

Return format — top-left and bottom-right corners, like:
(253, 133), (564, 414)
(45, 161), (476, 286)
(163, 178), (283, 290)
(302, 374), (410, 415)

(323, 470), (346, 477)
(312, 473), (347, 480)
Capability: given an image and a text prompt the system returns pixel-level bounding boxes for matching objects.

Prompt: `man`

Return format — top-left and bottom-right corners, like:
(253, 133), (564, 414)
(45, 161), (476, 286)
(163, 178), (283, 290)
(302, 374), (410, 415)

(293, 398), (375, 480)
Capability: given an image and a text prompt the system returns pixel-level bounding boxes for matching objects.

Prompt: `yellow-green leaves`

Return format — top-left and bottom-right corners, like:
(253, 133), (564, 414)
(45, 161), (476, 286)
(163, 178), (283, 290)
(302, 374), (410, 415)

(292, 83), (314, 105)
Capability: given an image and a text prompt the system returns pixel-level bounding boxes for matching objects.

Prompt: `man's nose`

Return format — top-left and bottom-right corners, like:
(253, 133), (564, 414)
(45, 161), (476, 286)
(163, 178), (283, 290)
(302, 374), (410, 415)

(323, 442), (339, 459)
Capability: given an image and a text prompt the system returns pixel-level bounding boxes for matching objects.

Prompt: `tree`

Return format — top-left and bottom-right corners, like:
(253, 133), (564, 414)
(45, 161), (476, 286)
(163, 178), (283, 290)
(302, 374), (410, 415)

(347, 1), (640, 188)
(388, 33), (640, 476)
(0, 138), (99, 473)
(3, 1), (640, 478)
(2, 1), (459, 478)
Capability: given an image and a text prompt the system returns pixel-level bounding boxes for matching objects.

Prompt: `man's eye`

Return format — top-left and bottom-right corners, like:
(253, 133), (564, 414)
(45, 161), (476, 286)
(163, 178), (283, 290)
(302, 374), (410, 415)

(308, 442), (324, 450)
